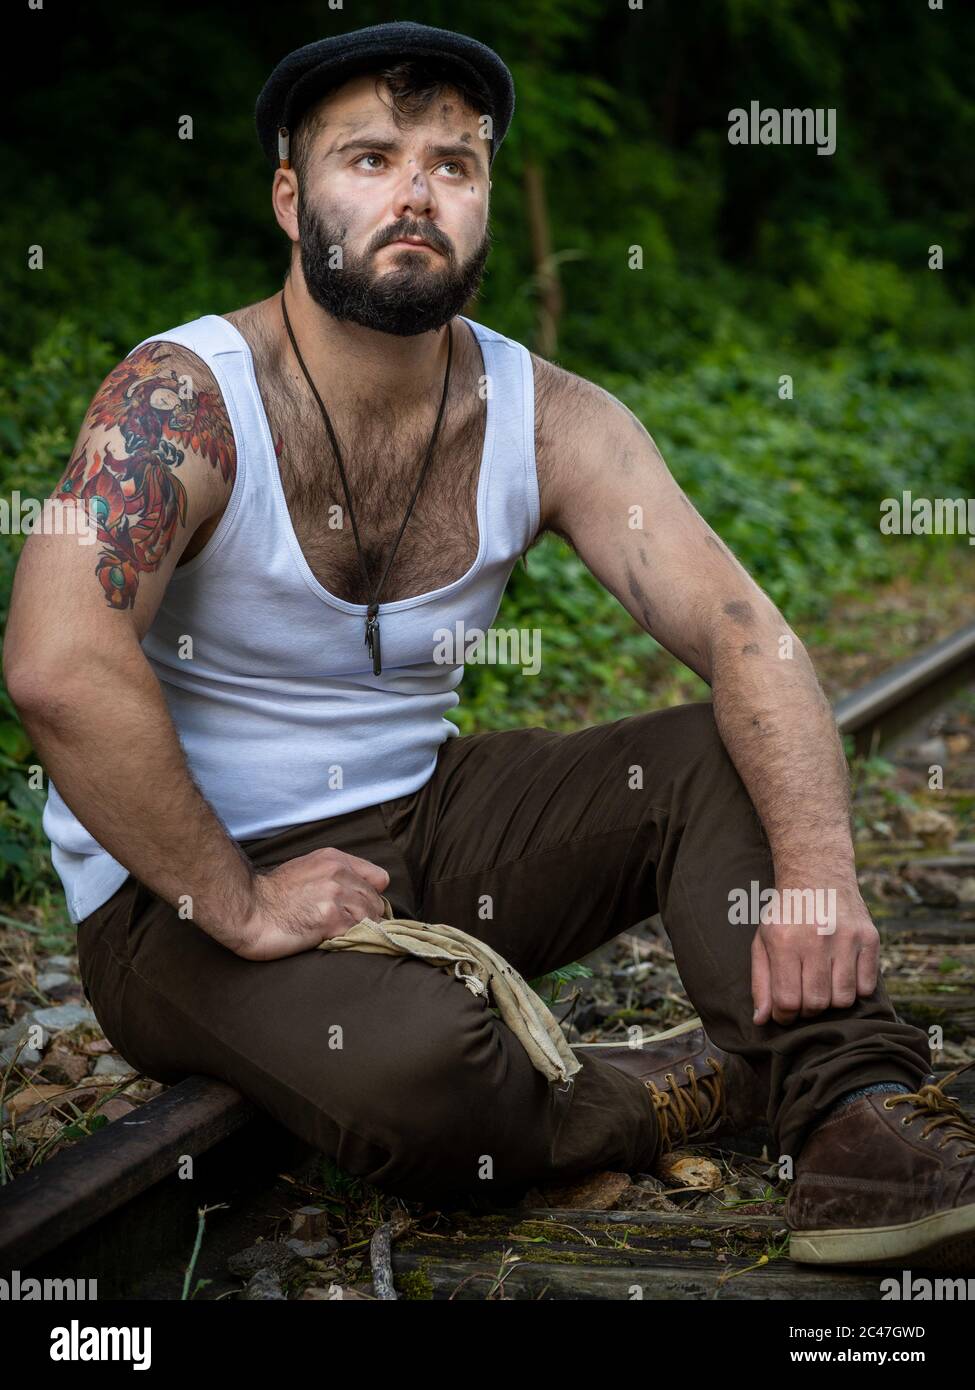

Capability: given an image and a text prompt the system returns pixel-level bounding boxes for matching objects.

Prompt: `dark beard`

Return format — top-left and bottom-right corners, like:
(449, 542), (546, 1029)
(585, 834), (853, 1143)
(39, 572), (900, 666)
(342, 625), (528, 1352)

(296, 194), (491, 337)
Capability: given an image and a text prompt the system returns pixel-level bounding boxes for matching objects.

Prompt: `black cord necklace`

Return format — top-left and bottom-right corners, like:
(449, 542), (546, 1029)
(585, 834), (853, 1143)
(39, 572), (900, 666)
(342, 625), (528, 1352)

(280, 288), (454, 676)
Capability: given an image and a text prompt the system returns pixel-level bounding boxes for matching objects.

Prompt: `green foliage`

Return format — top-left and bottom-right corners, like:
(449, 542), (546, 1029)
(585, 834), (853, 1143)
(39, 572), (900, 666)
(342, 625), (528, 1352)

(450, 534), (656, 735)
(529, 959), (595, 1007)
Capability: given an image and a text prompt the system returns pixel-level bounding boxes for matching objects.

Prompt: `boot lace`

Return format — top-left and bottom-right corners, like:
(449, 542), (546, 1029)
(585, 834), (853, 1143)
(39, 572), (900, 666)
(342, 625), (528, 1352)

(645, 1056), (728, 1149)
(883, 1059), (975, 1158)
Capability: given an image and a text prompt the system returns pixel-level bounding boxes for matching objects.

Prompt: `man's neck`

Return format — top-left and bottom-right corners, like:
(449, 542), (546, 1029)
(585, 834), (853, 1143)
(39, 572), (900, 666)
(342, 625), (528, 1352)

(269, 272), (455, 414)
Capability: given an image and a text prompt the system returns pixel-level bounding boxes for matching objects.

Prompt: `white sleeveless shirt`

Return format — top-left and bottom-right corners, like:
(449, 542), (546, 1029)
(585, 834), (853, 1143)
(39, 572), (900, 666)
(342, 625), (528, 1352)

(43, 313), (540, 923)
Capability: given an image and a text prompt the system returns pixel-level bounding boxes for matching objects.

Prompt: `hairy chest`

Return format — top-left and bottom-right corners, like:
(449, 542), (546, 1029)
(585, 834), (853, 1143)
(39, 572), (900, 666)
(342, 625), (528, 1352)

(185, 327), (560, 597)
(259, 377), (490, 605)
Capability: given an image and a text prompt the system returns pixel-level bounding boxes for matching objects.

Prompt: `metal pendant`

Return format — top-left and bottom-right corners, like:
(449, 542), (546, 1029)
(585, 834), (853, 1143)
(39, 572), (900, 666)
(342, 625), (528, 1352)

(364, 604), (382, 676)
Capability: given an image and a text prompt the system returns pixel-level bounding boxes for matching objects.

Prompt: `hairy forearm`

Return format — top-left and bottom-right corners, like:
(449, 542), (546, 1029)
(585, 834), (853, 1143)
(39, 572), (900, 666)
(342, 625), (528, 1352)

(706, 599), (857, 884)
(13, 646), (257, 936)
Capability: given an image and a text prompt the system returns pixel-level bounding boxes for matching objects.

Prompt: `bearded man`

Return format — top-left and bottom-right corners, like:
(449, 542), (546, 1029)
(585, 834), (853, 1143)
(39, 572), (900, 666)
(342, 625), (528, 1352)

(6, 21), (973, 1271)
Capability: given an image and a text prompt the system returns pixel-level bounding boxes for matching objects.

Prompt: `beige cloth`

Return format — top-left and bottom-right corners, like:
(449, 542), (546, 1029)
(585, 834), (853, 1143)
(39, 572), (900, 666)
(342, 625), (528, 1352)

(315, 896), (582, 1086)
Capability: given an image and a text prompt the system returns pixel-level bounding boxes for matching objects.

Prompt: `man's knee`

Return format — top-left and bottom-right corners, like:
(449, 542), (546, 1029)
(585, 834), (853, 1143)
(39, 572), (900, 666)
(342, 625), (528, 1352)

(620, 701), (735, 782)
(355, 997), (551, 1196)
(381, 999), (505, 1141)
(622, 701), (769, 840)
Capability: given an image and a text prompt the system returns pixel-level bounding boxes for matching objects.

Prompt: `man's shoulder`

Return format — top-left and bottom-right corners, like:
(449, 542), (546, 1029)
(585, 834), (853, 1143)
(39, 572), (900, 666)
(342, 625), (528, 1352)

(117, 309), (275, 412)
(132, 295), (276, 361)
(120, 315), (232, 377)
(528, 351), (607, 430)
(525, 352), (614, 537)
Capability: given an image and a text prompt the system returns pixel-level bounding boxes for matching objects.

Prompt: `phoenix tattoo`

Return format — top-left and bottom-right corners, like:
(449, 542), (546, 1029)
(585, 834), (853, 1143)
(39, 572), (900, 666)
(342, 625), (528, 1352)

(57, 343), (235, 609)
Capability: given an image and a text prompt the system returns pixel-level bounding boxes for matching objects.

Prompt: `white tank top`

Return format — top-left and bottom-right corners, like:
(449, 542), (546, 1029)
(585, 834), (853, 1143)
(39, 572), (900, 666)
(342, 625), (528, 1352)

(43, 312), (540, 923)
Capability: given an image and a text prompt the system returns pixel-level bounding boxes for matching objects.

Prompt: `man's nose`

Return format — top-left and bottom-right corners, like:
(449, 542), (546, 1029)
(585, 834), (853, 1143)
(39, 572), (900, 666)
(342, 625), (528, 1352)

(392, 163), (436, 219)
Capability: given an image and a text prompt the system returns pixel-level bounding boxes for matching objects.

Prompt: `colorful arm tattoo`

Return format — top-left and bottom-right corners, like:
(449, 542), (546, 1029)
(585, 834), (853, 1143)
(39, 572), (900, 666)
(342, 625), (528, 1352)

(57, 343), (236, 610)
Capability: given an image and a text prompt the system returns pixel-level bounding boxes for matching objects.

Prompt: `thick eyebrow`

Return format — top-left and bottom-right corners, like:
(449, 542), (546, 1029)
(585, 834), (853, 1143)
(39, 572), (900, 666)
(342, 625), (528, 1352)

(332, 135), (485, 169)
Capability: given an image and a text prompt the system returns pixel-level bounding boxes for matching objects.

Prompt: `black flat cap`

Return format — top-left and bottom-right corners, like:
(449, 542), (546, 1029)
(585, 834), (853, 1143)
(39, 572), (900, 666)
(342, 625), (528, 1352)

(255, 21), (515, 170)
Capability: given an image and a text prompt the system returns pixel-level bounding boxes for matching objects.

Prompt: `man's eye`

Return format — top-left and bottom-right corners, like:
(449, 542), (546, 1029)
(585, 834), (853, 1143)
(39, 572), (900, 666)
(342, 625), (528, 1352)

(355, 153), (466, 177)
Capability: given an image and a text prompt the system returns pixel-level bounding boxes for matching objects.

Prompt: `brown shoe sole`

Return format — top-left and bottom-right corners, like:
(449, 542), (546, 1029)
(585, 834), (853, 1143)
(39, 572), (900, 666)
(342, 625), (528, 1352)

(790, 1203), (975, 1270)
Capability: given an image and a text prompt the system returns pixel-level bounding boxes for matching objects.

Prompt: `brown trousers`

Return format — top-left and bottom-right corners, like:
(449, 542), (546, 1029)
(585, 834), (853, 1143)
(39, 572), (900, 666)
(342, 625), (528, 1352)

(77, 703), (932, 1203)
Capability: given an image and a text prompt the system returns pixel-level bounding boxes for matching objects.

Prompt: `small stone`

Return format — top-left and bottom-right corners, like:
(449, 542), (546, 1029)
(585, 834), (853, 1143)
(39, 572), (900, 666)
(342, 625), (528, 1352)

(0, 1020), (35, 1045)
(227, 1242), (304, 1281)
(239, 1268), (287, 1301)
(289, 1205), (332, 1241)
(0, 1044), (42, 1067)
(528, 1170), (632, 1210)
(615, 1182), (680, 1213)
(895, 806), (957, 849)
(36, 972), (72, 995)
(15, 1113), (64, 1146)
(29, 1004), (96, 1035)
(655, 1152), (723, 1190)
(97, 1097), (138, 1122)
(38, 1046), (93, 1086)
(126, 1077), (165, 1102)
(39, 955), (74, 971)
(92, 1054), (134, 1077)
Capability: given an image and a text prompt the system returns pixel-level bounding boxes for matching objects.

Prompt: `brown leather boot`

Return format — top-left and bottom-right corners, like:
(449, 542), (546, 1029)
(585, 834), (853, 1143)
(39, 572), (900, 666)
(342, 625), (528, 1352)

(574, 1016), (768, 1154)
(787, 1062), (975, 1270)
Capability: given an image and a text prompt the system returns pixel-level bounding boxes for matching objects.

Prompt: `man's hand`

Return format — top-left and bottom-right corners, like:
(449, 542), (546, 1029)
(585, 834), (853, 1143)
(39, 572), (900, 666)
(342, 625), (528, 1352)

(751, 878), (880, 1026)
(224, 848), (391, 961)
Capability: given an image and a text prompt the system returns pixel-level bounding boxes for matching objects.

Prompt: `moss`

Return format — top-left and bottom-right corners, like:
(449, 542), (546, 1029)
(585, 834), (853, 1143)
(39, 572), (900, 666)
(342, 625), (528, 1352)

(401, 1214), (532, 1244)
(507, 1220), (560, 1240)
(397, 1210), (778, 1280)
(887, 998), (967, 1039)
(393, 1212), (781, 1288)
(508, 1244), (618, 1267)
(397, 1263), (435, 1300)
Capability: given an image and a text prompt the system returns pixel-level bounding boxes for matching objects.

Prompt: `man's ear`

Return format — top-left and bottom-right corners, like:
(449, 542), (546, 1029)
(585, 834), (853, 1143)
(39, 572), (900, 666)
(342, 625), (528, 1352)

(272, 167), (301, 244)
